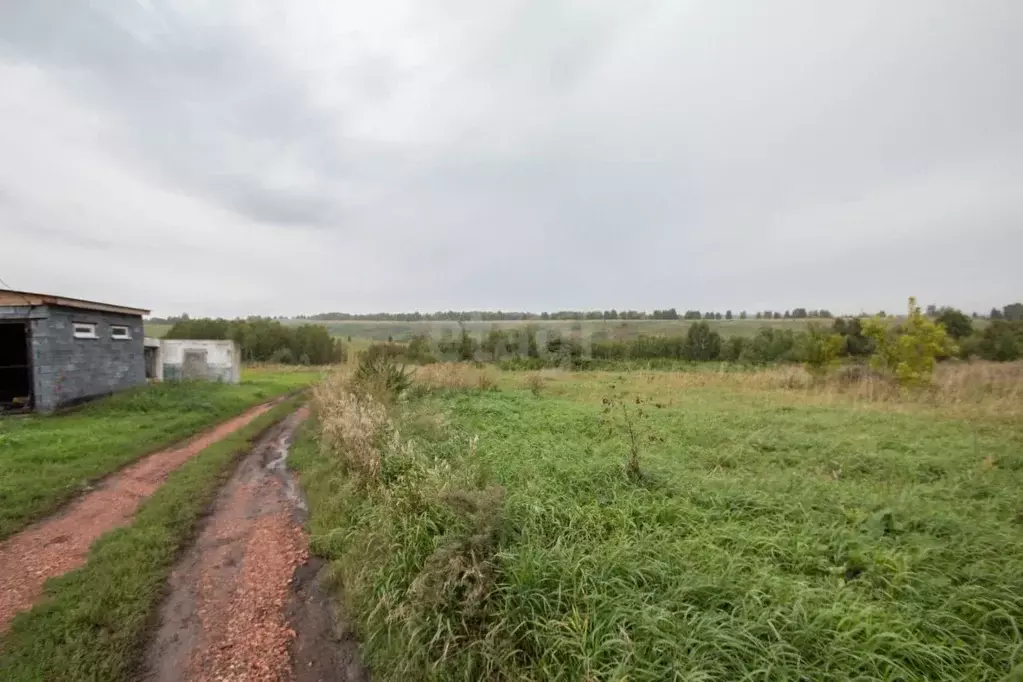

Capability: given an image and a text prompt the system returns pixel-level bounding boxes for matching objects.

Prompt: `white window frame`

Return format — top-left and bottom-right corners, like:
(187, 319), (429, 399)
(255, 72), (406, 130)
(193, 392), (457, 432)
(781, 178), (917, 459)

(73, 322), (98, 339)
(110, 325), (132, 340)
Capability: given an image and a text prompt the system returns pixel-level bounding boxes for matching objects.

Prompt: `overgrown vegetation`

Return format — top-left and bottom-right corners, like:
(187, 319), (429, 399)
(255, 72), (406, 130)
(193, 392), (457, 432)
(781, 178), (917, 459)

(301, 364), (505, 678)
(164, 316), (346, 364)
(353, 299), (1021, 391)
(0, 369), (315, 540)
(295, 364), (1023, 680)
(0, 395), (307, 681)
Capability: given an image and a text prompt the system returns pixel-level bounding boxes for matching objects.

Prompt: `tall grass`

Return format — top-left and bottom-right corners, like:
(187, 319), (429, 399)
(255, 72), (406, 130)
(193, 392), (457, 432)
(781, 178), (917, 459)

(300, 369), (507, 678)
(296, 365), (1023, 680)
(524, 361), (1023, 420)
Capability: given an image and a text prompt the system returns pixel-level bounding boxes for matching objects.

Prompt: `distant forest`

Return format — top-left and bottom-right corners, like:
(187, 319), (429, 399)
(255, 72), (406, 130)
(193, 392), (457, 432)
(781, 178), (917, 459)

(148, 303), (1023, 325)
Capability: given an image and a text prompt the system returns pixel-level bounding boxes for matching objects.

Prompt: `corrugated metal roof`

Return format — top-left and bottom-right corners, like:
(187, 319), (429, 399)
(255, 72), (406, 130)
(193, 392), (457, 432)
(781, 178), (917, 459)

(0, 290), (150, 316)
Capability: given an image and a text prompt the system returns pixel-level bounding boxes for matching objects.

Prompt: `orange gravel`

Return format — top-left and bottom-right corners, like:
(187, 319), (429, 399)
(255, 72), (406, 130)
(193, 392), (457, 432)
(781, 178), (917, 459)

(0, 401), (274, 633)
(194, 508), (308, 681)
(146, 407), (320, 682)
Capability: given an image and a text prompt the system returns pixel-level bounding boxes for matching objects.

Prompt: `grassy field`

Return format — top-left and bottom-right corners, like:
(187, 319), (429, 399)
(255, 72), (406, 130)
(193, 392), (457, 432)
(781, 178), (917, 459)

(289, 317), (828, 342)
(296, 363), (1023, 681)
(142, 322), (171, 338)
(0, 394), (307, 681)
(0, 367), (318, 540)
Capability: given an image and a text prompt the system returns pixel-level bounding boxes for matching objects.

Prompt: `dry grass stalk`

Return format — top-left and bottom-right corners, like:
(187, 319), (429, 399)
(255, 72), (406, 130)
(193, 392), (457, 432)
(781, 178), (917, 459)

(567, 361), (1023, 420)
(313, 369), (390, 480)
(415, 363), (498, 391)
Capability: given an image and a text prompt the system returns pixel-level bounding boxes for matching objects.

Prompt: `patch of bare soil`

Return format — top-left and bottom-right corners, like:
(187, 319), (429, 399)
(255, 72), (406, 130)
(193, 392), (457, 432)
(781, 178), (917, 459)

(145, 407), (367, 682)
(0, 400), (277, 633)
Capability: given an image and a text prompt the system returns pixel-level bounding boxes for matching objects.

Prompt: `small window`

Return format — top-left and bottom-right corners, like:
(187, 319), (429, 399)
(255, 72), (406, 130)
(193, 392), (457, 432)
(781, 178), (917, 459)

(111, 325), (132, 340)
(73, 322), (98, 339)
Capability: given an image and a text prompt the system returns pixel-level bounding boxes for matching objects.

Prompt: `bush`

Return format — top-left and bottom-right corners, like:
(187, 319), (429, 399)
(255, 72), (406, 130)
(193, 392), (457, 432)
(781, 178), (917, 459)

(935, 308), (973, 340)
(683, 322), (722, 361)
(720, 336), (750, 363)
(976, 321), (1023, 361)
(863, 297), (956, 387)
(801, 324), (845, 376)
(269, 346), (294, 364)
(832, 317), (874, 357)
(355, 353), (415, 401)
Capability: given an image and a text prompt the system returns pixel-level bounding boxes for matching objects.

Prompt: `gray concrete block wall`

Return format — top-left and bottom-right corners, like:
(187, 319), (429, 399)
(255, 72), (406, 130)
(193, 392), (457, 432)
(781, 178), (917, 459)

(30, 306), (146, 412)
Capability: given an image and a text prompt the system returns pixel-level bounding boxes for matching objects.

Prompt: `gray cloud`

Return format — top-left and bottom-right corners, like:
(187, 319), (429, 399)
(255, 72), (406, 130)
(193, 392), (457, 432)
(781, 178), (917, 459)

(1, 0), (1021, 317)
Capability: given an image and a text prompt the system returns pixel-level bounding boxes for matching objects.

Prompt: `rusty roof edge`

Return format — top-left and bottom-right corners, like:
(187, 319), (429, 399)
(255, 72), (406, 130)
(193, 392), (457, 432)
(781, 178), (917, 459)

(0, 290), (150, 316)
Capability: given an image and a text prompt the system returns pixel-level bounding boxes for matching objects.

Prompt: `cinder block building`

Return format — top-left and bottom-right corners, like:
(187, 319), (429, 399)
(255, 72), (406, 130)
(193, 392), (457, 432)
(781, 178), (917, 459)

(0, 290), (148, 413)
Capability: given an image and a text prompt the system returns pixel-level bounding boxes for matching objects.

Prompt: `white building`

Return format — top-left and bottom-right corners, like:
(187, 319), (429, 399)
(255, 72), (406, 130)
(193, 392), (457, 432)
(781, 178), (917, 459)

(143, 338), (241, 384)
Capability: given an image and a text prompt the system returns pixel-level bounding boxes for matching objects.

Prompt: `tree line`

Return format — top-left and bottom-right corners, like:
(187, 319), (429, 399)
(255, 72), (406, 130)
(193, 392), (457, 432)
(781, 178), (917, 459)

(366, 302), (1023, 369)
(163, 317), (346, 365)
(150, 303), (1021, 325)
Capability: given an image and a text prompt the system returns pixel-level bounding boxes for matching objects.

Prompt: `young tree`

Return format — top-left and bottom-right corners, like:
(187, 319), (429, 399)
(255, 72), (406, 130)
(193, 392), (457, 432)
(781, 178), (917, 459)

(863, 297), (955, 387)
(725, 310), (733, 320)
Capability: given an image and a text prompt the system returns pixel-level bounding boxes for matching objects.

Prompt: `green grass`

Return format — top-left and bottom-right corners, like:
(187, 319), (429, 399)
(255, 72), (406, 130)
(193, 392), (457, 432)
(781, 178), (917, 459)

(0, 368), (317, 540)
(142, 322), (172, 338)
(296, 376), (1023, 681)
(0, 394), (306, 681)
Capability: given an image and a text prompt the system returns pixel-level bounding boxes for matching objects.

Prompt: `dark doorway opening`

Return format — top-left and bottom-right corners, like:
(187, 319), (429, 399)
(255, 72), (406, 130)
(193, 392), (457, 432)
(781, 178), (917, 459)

(144, 346), (158, 379)
(0, 322), (32, 410)
(182, 349), (208, 379)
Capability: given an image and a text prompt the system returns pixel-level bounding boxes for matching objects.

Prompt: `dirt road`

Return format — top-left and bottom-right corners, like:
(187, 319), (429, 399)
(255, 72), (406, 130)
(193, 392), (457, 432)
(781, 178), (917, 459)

(145, 407), (366, 682)
(0, 400), (277, 633)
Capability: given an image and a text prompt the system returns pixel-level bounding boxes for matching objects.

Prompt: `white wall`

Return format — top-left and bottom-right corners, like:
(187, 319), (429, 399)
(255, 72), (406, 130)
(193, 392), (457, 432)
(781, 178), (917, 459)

(151, 339), (241, 383)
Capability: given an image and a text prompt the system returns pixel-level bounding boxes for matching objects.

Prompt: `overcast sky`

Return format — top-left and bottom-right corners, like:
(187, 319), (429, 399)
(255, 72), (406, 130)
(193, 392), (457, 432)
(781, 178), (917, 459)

(1, 1), (1020, 318)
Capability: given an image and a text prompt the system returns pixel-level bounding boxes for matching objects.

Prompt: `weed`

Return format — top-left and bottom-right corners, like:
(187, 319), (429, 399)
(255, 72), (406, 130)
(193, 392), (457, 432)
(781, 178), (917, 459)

(600, 382), (660, 481)
(525, 372), (545, 396)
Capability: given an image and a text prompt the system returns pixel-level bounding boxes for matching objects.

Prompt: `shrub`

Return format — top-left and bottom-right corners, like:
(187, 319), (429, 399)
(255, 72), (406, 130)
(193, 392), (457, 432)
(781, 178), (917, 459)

(405, 334), (438, 364)
(976, 321), (1023, 361)
(832, 317), (874, 357)
(863, 297), (956, 387)
(935, 308), (973, 340)
(269, 346), (294, 364)
(720, 336), (750, 363)
(354, 353), (415, 401)
(801, 324), (845, 376)
(524, 373), (545, 396)
(683, 322), (722, 361)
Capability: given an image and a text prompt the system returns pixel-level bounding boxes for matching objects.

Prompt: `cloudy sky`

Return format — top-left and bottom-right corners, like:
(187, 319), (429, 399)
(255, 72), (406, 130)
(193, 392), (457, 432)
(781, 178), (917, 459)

(0, 1), (1020, 318)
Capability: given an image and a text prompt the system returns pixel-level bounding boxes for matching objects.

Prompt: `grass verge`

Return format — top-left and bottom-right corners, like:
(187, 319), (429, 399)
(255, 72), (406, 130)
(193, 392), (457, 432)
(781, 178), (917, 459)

(0, 368), (318, 540)
(297, 368), (1023, 681)
(0, 394), (307, 681)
